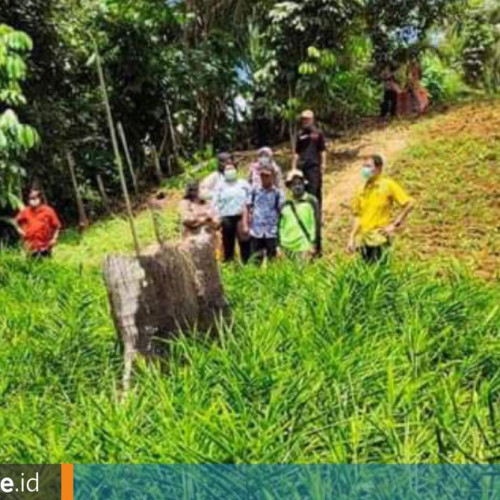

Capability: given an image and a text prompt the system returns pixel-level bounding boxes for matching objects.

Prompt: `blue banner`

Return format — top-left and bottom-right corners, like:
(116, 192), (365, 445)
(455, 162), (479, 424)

(74, 465), (500, 499)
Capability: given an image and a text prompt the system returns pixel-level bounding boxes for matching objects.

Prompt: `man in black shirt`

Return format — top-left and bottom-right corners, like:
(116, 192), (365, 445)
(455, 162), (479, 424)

(292, 109), (327, 253)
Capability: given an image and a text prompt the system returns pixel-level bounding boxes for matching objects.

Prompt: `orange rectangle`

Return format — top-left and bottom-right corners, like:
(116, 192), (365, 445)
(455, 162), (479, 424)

(61, 463), (74, 500)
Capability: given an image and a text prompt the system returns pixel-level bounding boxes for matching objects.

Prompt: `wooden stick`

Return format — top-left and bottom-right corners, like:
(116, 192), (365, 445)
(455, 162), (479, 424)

(157, 124), (169, 160)
(165, 100), (180, 168)
(94, 43), (140, 256)
(151, 145), (163, 183)
(117, 122), (139, 196)
(66, 151), (90, 232)
(96, 174), (111, 214)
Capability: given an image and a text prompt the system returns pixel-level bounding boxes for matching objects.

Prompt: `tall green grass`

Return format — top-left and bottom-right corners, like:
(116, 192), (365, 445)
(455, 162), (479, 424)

(1, 101), (499, 464)
(0, 251), (498, 464)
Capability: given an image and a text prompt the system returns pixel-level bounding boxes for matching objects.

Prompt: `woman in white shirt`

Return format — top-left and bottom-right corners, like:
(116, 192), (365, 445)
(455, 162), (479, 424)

(214, 161), (252, 263)
(200, 152), (232, 202)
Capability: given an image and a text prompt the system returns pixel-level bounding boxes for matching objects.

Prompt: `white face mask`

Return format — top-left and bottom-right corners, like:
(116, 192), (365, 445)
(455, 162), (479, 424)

(224, 168), (238, 182)
(259, 156), (271, 168)
(29, 198), (41, 208)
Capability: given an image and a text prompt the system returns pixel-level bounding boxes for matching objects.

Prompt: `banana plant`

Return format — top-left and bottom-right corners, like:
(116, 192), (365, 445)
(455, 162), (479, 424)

(0, 24), (39, 210)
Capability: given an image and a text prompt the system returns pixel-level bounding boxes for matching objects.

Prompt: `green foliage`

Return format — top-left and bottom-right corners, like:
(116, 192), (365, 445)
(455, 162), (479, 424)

(421, 52), (468, 102)
(0, 103), (499, 463)
(0, 250), (499, 463)
(462, 12), (496, 86)
(297, 41), (379, 126)
(169, 145), (218, 189)
(256, 0), (366, 128)
(366, 0), (467, 66)
(0, 24), (39, 209)
(0, 0), (488, 221)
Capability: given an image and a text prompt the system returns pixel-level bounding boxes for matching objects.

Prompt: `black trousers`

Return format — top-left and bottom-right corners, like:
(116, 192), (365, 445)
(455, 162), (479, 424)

(360, 245), (389, 264)
(31, 249), (52, 259)
(302, 164), (323, 210)
(300, 164), (323, 254)
(251, 237), (278, 265)
(381, 90), (398, 117)
(221, 216), (251, 263)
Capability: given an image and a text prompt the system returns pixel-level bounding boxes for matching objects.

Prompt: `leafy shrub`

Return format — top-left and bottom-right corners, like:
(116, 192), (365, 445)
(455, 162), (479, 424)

(421, 52), (468, 103)
(0, 25), (39, 210)
(297, 42), (379, 127)
(461, 12), (496, 87)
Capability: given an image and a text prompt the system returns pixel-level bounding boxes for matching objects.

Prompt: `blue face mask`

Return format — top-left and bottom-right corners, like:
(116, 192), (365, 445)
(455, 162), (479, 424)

(362, 166), (374, 181)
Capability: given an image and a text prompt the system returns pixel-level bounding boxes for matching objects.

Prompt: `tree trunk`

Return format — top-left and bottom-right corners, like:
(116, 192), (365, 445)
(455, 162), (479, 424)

(288, 82), (297, 153)
(96, 174), (111, 214)
(151, 145), (163, 183)
(165, 101), (180, 170)
(66, 151), (89, 232)
(117, 122), (139, 196)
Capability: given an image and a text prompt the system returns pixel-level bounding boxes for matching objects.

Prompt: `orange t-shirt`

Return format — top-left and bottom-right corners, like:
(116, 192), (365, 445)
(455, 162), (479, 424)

(16, 205), (61, 251)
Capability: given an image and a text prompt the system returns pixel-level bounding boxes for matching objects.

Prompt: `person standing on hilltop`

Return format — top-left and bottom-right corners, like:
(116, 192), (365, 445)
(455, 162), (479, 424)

(292, 110), (327, 254)
(407, 57), (429, 115)
(380, 65), (400, 119)
(15, 189), (61, 259)
(348, 154), (414, 263)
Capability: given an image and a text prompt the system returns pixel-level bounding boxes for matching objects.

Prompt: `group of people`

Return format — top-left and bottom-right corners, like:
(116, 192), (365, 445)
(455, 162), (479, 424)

(180, 152), (320, 264)
(11, 103), (415, 266)
(179, 110), (326, 264)
(180, 109), (415, 265)
(13, 109), (414, 265)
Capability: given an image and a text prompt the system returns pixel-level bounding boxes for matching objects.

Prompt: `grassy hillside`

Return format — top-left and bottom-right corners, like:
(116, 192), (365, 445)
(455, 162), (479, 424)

(0, 101), (499, 464)
(327, 99), (500, 280)
(1, 254), (499, 463)
(394, 101), (500, 278)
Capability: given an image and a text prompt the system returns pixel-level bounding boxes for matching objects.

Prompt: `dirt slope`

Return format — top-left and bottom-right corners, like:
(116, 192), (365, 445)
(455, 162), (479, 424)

(321, 101), (499, 278)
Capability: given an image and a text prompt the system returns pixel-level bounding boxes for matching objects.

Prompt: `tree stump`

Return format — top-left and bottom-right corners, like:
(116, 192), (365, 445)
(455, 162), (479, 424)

(103, 235), (228, 389)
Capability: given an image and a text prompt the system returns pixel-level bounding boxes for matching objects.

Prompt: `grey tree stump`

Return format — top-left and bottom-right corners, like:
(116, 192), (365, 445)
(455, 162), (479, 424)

(103, 235), (228, 390)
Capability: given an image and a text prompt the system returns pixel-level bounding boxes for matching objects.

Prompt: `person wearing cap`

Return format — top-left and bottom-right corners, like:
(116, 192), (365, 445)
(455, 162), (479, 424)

(200, 152), (232, 203)
(179, 180), (220, 243)
(247, 165), (286, 265)
(348, 154), (414, 263)
(15, 188), (61, 258)
(214, 161), (252, 263)
(292, 110), (327, 253)
(248, 147), (284, 191)
(278, 170), (320, 260)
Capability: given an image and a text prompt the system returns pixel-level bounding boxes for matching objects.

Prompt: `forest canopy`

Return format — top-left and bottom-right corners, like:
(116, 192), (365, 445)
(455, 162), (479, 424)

(0, 0), (499, 220)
